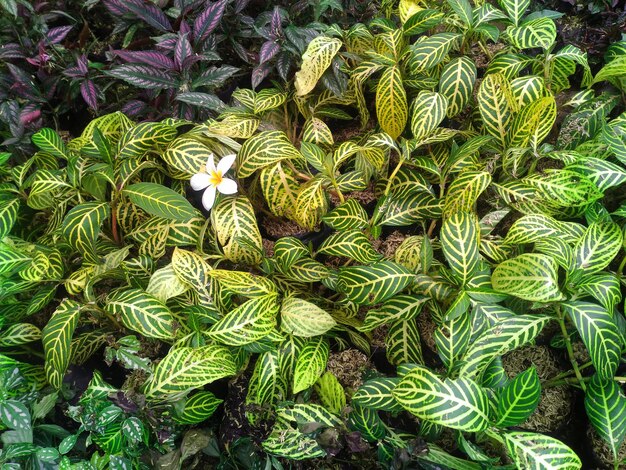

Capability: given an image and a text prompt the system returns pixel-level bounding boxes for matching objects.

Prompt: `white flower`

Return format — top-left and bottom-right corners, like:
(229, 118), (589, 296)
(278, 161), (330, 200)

(190, 154), (237, 211)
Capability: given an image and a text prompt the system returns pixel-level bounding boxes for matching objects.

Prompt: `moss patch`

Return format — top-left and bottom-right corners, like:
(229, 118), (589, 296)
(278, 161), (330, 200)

(502, 345), (573, 433)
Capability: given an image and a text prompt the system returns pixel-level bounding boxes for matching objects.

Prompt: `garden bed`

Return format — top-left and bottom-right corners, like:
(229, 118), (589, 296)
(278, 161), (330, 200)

(1, 0), (626, 469)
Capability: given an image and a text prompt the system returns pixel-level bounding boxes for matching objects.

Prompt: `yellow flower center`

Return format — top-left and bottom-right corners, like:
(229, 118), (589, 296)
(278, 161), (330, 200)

(209, 170), (222, 186)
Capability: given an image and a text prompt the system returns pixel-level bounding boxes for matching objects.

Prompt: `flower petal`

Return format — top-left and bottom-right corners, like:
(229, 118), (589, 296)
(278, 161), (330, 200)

(202, 186), (217, 211)
(217, 178), (238, 195)
(205, 154), (216, 173)
(216, 154), (236, 175)
(190, 173), (211, 191)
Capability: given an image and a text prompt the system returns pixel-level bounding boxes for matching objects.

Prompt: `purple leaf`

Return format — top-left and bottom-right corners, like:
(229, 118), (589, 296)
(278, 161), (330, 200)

(121, 100), (148, 117)
(251, 62), (271, 89)
(174, 33), (192, 71)
(275, 51), (292, 81)
(63, 66), (84, 78)
(259, 41), (279, 64)
(77, 54), (88, 74)
(110, 50), (175, 70)
(182, 54), (202, 71)
(1, 101), (20, 125)
(179, 20), (191, 37)
(45, 26), (73, 45)
(234, 0), (249, 13)
(42, 75), (60, 101)
(155, 37), (177, 53)
(182, 102), (194, 121)
(124, 0), (172, 32)
(102, 0), (129, 16)
(80, 79), (99, 110)
(175, 92), (225, 109)
(231, 40), (252, 63)
(192, 65), (238, 88)
(0, 43), (25, 60)
(7, 64), (36, 89)
(105, 64), (178, 89)
(19, 107), (42, 126)
(270, 7), (282, 37)
(193, 0), (228, 43)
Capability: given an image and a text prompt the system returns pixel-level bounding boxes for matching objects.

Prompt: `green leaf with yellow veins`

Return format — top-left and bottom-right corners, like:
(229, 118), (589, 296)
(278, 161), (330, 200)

(237, 131), (302, 178)
(293, 337), (329, 394)
(144, 345), (237, 399)
(377, 65), (408, 139)
(211, 196), (263, 265)
(410, 91), (448, 142)
(206, 295), (279, 346)
(280, 296), (336, 337)
(441, 211), (480, 286)
(62, 202), (110, 264)
(492, 254), (564, 302)
(42, 299), (81, 389)
(106, 289), (175, 340)
(295, 36), (342, 96)
(394, 366), (490, 432)
(124, 183), (197, 221)
(439, 57), (476, 118)
(337, 260), (414, 306)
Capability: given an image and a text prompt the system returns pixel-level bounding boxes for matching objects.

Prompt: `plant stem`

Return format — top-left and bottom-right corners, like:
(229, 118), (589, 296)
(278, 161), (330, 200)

(427, 220), (437, 237)
(285, 161), (311, 182)
(283, 102), (294, 143)
(548, 376), (626, 387)
(111, 204), (120, 245)
(17, 345), (45, 360)
(384, 156), (405, 196)
(477, 41), (492, 61)
(87, 303), (124, 331)
(556, 304), (586, 391)
(543, 360), (594, 387)
(617, 255), (626, 277)
(284, 161), (343, 199)
(330, 177), (345, 203)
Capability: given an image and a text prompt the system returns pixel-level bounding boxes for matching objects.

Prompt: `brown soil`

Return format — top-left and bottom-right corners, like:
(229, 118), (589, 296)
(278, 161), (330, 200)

(587, 424), (626, 469)
(502, 345), (573, 433)
(371, 324), (388, 349)
(572, 341), (592, 365)
(263, 216), (307, 239)
(469, 43), (506, 69)
(416, 311), (437, 354)
(377, 231), (408, 259)
(326, 349), (371, 393)
(262, 238), (275, 257)
(329, 187), (377, 207)
(219, 372), (273, 448)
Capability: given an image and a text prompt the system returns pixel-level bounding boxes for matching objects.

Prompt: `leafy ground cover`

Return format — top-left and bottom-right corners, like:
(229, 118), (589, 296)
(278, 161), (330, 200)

(1, 0), (626, 469)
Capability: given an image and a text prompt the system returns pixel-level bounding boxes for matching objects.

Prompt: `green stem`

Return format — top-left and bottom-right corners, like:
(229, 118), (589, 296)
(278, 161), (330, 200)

(617, 255), (626, 277)
(16, 345), (45, 360)
(544, 360), (594, 387)
(477, 41), (492, 61)
(197, 217), (211, 255)
(556, 304), (586, 392)
(87, 303), (124, 331)
(384, 156), (405, 196)
(548, 376), (626, 387)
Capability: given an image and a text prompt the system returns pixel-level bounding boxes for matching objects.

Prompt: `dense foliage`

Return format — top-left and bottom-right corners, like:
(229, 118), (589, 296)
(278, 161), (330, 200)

(1, 0), (626, 468)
